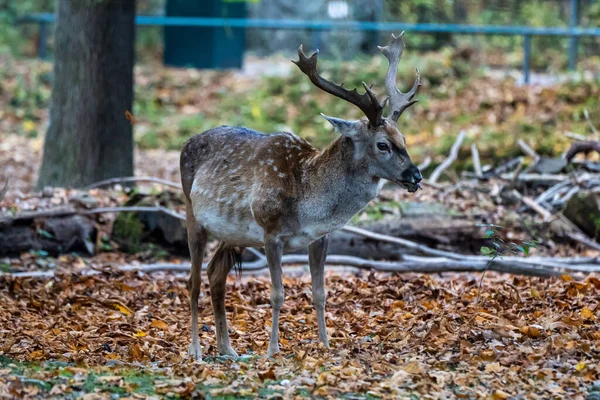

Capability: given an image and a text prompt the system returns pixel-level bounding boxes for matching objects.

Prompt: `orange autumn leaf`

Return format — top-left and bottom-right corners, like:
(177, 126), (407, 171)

(519, 326), (541, 338)
(151, 319), (169, 330)
(128, 343), (144, 361)
(581, 307), (595, 320)
(258, 366), (276, 382)
(29, 350), (44, 359)
(492, 390), (510, 399)
(108, 302), (132, 315)
(125, 110), (137, 125)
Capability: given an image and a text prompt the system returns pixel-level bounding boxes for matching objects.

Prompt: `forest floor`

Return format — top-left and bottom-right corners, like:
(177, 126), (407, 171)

(1, 269), (599, 399)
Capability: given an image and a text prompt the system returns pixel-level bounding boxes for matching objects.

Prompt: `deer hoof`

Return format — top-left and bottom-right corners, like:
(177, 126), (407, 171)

(188, 342), (202, 361)
(266, 344), (280, 358)
(219, 346), (238, 358)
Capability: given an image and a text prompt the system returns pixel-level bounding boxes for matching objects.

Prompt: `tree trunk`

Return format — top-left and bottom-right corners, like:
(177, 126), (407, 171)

(37, 0), (135, 189)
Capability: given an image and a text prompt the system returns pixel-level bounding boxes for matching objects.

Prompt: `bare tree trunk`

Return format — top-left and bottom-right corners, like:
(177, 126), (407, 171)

(37, 0), (135, 189)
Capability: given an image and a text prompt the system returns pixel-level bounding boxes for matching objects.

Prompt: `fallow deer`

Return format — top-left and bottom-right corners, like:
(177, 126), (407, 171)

(180, 32), (422, 360)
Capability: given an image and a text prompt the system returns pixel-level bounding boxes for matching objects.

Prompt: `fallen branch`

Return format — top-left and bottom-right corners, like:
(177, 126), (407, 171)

(535, 181), (572, 205)
(83, 206), (185, 221)
(564, 131), (590, 142)
(490, 157), (523, 177)
(0, 206), (76, 225)
(5, 251), (600, 280)
(0, 205), (185, 225)
(512, 190), (553, 221)
(584, 108), (599, 135)
(417, 156), (431, 171)
(500, 173), (600, 186)
(0, 180), (7, 202)
(518, 139), (540, 162)
(566, 231), (600, 252)
(342, 225), (597, 267)
(429, 130), (466, 184)
(565, 140), (600, 162)
(471, 144), (482, 178)
(85, 176), (181, 190)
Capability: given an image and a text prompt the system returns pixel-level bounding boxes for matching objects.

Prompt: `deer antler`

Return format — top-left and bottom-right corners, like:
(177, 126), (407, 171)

(378, 32), (421, 122)
(293, 45), (385, 128)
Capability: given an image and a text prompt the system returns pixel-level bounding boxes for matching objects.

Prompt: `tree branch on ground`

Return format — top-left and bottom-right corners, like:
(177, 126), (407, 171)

(0, 180), (7, 202)
(471, 143), (482, 178)
(584, 108), (599, 135)
(565, 140), (600, 162)
(4, 251), (599, 280)
(85, 176), (181, 190)
(417, 156), (431, 171)
(429, 130), (466, 184)
(518, 139), (540, 162)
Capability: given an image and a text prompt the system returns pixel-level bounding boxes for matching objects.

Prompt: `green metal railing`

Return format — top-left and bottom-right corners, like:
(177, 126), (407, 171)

(21, 6), (600, 84)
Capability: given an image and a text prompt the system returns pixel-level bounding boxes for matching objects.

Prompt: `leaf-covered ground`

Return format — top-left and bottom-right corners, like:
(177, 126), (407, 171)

(0, 269), (599, 399)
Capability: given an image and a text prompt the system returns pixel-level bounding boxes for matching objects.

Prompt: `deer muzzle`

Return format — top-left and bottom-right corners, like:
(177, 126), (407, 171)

(398, 164), (422, 193)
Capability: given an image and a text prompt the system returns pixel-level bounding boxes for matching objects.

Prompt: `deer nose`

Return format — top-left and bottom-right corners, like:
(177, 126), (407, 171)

(404, 165), (422, 183)
(412, 168), (422, 183)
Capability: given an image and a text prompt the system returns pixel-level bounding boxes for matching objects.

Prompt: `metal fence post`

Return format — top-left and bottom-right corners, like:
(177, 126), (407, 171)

(569, 0), (578, 71)
(312, 29), (321, 53)
(523, 35), (531, 84)
(38, 21), (48, 59)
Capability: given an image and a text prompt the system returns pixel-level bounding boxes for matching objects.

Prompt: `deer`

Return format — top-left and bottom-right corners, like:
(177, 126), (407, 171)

(180, 32), (422, 360)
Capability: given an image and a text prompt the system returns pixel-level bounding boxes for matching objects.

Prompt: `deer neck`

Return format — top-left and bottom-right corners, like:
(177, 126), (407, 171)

(304, 137), (379, 217)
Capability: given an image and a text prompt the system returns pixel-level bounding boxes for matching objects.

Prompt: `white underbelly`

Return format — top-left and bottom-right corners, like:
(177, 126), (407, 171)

(194, 206), (265, 247)
(193, 209), (337, 251)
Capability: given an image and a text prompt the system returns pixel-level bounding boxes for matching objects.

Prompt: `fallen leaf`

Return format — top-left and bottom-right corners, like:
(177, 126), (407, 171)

(109, 301), (132, 315)
(258, 366), (276, 381)
(581, 307), (595, 320)
(29, 350), (44, 359)
(151, 320), (169, 330)
(485, 362), (504, 373)
(402, 362), (422, 374)
(492, 389), (510, 399)
(129, 343), (144, 361)
(519, 326), (541, 338)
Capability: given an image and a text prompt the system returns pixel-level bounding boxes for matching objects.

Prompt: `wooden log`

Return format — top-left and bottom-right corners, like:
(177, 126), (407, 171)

(0, 215), (96, 256)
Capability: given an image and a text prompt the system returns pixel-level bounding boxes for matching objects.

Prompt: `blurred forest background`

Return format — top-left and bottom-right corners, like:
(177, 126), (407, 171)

(1, 0), (600, 194)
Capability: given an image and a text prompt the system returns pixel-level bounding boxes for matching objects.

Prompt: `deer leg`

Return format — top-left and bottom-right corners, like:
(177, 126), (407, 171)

(308, 235), (330, 348)
(265, 238), (284, 357)
(207, 243), (238, 357)
(186, 202), (208, 361)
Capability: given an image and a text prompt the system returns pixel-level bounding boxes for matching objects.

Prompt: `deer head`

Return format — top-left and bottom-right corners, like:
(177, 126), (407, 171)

(293, 32), (422, 192)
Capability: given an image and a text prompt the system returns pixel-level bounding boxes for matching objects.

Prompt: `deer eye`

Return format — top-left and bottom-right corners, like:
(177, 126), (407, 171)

(377, 142), (389, 151)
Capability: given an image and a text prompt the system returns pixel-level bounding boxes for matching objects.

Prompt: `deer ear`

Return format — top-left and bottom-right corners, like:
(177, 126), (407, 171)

(321, 113), (361, 138)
